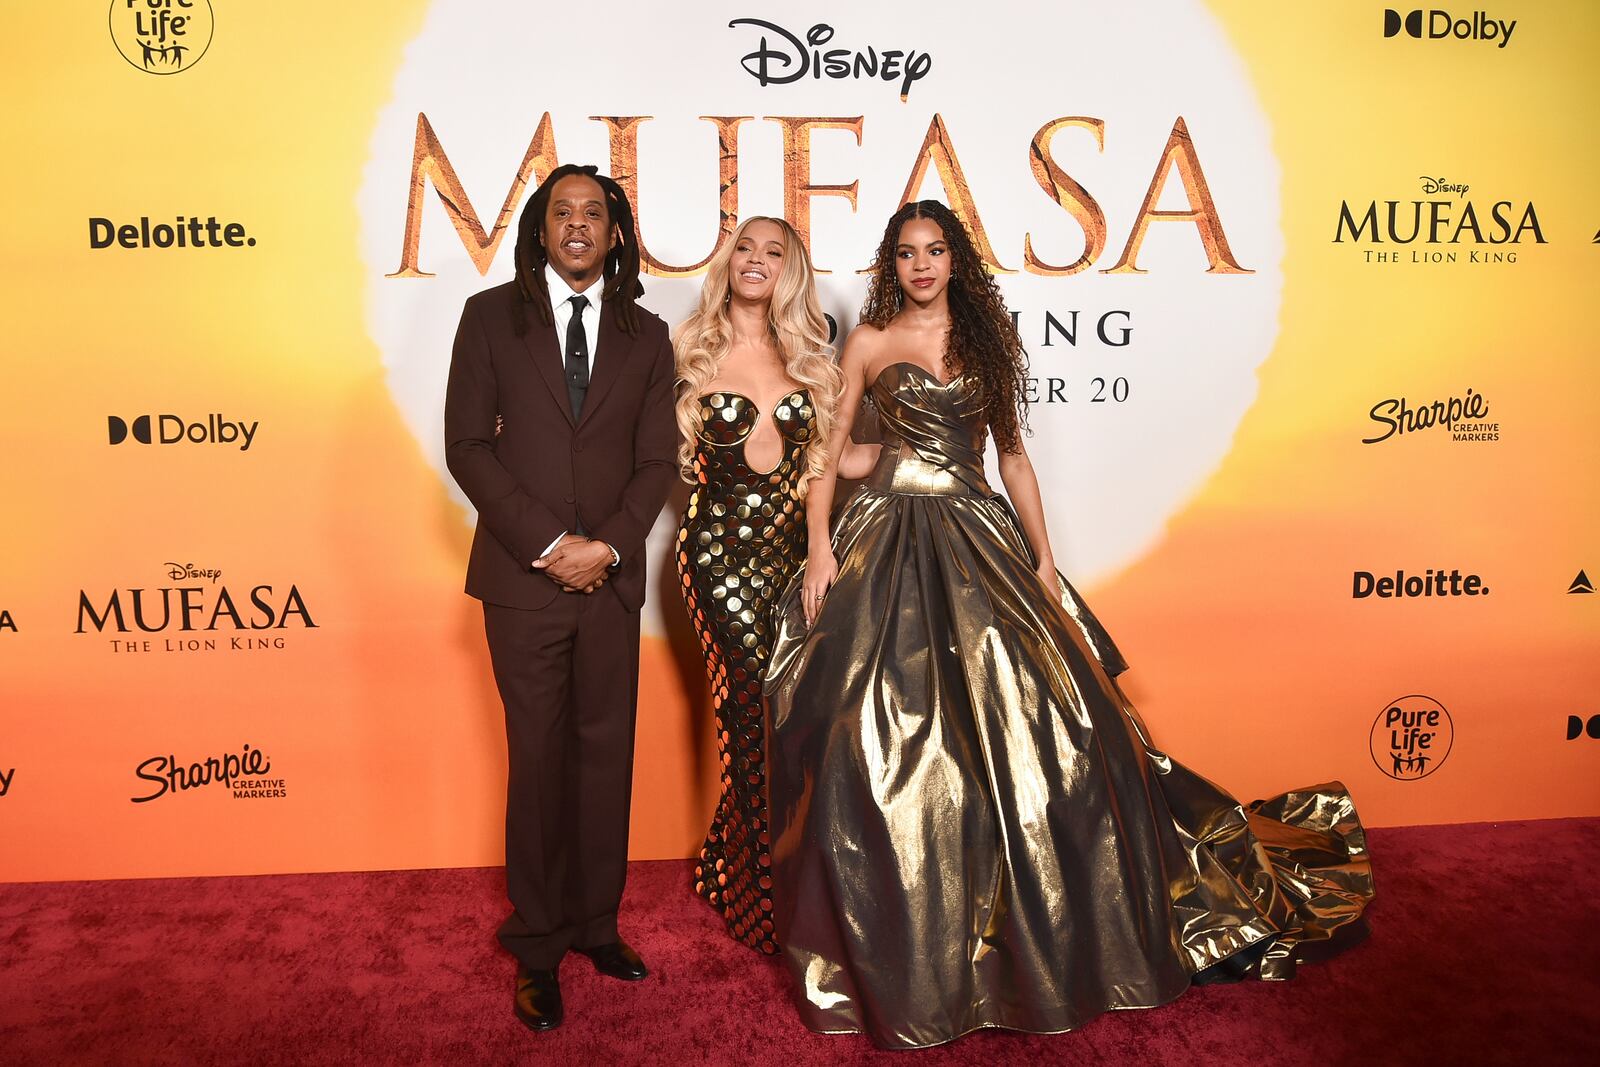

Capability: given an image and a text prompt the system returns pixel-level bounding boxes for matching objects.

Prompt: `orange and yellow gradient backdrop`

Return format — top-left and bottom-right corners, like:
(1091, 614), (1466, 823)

(1, 3), (1596, 882)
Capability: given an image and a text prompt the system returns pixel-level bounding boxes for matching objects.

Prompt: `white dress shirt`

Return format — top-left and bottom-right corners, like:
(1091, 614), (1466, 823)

(537, 263), (618, 567)
(545, 261), (602, 366)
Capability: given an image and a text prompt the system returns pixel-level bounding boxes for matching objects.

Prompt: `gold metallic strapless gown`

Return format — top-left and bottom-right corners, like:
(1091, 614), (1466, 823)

(678, 389), (815, 954)
(765, 363), (1374, 1049)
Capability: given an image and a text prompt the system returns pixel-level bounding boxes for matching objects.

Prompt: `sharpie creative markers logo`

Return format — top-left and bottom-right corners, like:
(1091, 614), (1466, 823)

(728, 19), (932, 100)
(109, 1), (215, 75)
(131, 743), (287, 802)
(1361, 388), (1497, 444)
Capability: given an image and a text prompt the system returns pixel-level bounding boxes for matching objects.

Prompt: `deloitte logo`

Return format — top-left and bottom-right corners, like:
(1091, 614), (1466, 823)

(108, 414), (259, 451)
(109, 1), (215, 75)
(1382, 9), (1517, 48)
(1353, 568), (1488, 598)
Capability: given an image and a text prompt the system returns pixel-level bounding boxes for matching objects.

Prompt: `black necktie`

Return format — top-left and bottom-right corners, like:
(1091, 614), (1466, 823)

(565, 294), (590, 420)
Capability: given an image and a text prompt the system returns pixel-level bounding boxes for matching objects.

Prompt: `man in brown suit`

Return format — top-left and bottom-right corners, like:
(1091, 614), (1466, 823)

(444, 164), (677, 1031)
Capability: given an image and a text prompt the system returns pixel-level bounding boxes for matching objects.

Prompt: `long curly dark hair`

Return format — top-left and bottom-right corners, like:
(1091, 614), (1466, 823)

(859, 200), (1029, 452)
(511, 163), (644, 337)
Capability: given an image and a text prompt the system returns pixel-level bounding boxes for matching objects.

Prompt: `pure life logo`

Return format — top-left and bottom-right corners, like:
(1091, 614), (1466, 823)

(728, 19), (932, 100)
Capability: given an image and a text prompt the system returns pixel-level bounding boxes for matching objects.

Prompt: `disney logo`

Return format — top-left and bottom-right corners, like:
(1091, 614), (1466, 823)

(1419, 176), (1470, 198)
(728, 19), (932, 101)
(165, 562), (222, 583)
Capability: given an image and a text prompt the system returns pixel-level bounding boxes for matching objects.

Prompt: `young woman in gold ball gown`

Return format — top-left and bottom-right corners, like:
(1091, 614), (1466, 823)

(764, 201), (1375, 1049)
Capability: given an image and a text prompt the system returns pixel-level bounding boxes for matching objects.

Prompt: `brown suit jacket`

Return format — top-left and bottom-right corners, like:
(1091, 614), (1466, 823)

(444, 280), (677, 611)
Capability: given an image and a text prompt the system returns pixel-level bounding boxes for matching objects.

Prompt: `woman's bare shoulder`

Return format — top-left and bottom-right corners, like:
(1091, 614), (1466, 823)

(840, 321), (890, 366)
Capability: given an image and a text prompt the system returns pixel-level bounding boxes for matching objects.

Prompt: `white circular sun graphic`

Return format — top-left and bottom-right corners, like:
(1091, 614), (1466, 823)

(359, 0), (1282, 636)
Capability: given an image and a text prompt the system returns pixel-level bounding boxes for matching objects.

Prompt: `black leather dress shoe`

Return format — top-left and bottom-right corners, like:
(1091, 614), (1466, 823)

(575, 940), (649, 981)
(513, 965), (563, 1031)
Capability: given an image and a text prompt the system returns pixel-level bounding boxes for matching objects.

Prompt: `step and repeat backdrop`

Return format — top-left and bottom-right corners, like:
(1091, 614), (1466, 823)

(1, 2), (1596, 881)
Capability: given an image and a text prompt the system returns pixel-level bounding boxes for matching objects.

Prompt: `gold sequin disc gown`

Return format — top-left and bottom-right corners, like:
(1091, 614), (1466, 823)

(678, 388), (815, 954)
(764, 363), (1374, 1049)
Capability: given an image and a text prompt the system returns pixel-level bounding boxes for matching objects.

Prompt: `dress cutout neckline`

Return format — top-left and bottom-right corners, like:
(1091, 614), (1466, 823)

(696, 388), (811, 478)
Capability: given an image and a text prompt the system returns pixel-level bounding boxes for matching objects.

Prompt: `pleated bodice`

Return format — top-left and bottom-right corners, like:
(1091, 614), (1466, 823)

(861, 362), (991, 498)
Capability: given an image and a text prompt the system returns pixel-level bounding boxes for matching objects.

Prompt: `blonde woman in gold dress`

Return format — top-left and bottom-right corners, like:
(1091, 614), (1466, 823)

(673, 216), (876, 954)
(764, 201), (1375, 1048)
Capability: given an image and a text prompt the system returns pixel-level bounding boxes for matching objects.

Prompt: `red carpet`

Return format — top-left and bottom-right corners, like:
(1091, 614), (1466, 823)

(2, 818), (1597, 1066)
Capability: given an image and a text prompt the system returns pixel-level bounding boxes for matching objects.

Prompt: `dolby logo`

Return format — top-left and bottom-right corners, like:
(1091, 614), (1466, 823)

(108, 414), (259, 451)
(1568, 714), (1600, 741)
(1383, 9), (1517, 47)
(1353, 568), (1489, 598)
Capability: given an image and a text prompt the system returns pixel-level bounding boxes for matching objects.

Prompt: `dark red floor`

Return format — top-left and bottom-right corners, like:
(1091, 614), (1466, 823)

(3, 818), (1598, 1066)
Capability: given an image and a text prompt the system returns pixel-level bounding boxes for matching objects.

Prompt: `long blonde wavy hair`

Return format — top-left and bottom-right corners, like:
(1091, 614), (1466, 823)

(674, 216), (842, 497)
